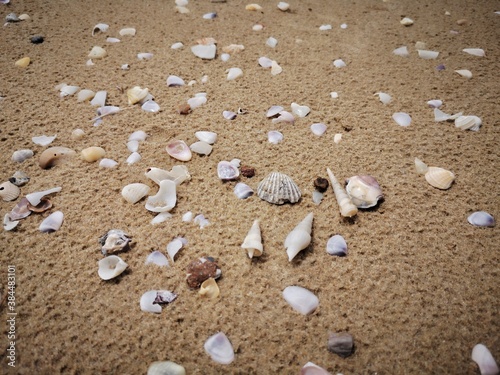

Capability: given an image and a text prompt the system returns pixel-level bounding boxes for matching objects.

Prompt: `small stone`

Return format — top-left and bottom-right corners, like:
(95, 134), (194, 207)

(327, 332), (354, 358)
(30, 35), (44, 44)
(314, 177), (329, 192)
(241, 166), (255, 178)
(186, 257), (221, 289)
(177, 103), (191, 115)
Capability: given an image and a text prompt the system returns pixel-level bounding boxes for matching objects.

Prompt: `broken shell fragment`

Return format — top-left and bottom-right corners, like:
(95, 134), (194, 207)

(191, 44), (216, 59)
(226, 67), (243, 80)
(119, 27), (136, 36)
(167, 237), (186, 262)
(392, 112), (411, 127)
(39, 210), (64, 233)
(9, 198), (32, 221)
(310, 123), (327, 136)
(241, 219), (263, 258)
(223, 110), (237, 120)
(246, 3), (263, 11)
(122, 183), (150, 204)
(195, 131), (217, 144)
(3, 214), (19, 231)
(425, 166), (455, 190)
(167, 75), (185, 87)
(414, 157), (429, 174)
(90, 91), (107, 107)
(271, 60), (282, 75)
(98, 255), (128, 280)
(282, 286), (319, 315)
(140, 290), (177, 313)
(26, 187), (61, 206)
(467, 211), (495, 227)
(277, 2), (290, 11)
(151, 212), (172, 225)
(301, 362), (332, 375)
(268, 130), (283, 144)
(199, 278), (220, 299)
(393, 46), (409, 57)
(345, 175), (384, 208)
(455, 115), (482, 131)
(333, 59), (346, 68)
(127, 86), (149, 105)
(77, 89), (95, 102)
(463, 48), (485, 57)
(99, 229), (131, 256)
(92, 23), (109, 36)
(145, 165), (190, 186)
(266, 105), (283, 117)
(234, 182), (254, 199)
(88, 46), (107, 59)
(145, 251), (169, 267)
(15, 57), (30, 68)
(81, 146), (105, 162)
(375, 92), (392, 105)
(0, 181), (21, 201)
(417, 50), (439, 59)
(455, 69), (472, 79)
(285, 213), (313, 261)
(427, 99), (443, 108)
(471, 344), (499, 375)
(126, 152), (141, 165)
(27, 198), (52, 213)
(327, 332), (354, 358)
(271, 111), (295, 124)
(326, 168), (358, 217)
(190, 141), (213, 156)
(291, 103), (310, 117)
(145, 179), (176, 212)
(39, 147), (76, 169)
(186, 257), (221, 289)
(218, 161), (239, 180)
(257, 172), (301, 205)
(147, 361), (186, 375)
(326, 235), (347, 256)
(12, 149), (34, 163)
(59, 85), (79, 97)
(204, 332), (235, 365)
(141, 100), (160, 113)
(400, 17), (414, 26)
(166, 140), (192, 161)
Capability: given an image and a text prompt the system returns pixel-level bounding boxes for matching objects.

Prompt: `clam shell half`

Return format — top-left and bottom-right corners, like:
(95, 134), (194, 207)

(425, 167), (455, 190)
(257, 172), (301, 205)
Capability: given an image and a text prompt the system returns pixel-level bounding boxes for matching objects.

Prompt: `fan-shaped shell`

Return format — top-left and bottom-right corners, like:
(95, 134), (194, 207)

(98, 255), (128, 280)
(122, 183), (150, 204)
(425, 167), (455, 190)
(257, 172), (301, 205)
(127, 86), (149, 105)
(0, 181), (21, 201)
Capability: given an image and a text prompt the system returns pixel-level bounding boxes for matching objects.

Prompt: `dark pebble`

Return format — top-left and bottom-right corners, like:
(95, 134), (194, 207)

(241, 166), (255, 178)
(30, 35), (44, 44)
(314, 177), (329, 192)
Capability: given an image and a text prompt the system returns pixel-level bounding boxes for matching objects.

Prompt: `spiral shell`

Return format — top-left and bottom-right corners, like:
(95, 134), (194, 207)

(257, 172), (301, 205)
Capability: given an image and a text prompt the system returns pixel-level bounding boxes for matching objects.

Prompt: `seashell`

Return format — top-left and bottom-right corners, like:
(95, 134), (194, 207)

(140, 290), (177, 313)
(106, 37), (120, 43)
(257, 172), (301, 205)
(199, 278), (220, 299)
(186, 257), (221, 288)
(190, 141), (212, 156)
(12, 149), (34, 163)
(167, 237), (186, 262)
(463, 48), (485, 57)
(77, 89), (95, 102)
(166, 140), (192, 161)
(92, 23), (109, 36)
(182, 211), (193, 222)
(393, 46), (409, 57)
(220, 53), (230, 62)
(98, 255), (128, 280)
(81, 146), (105, 162)
(455, 115), (482, 131)
(345, 175), (384, 208)
(59, 85), (80, 97)
(400, 17), (414, 26)
(0, 181), (20, 201)
(222, 44), (244, 54)
(246, 3), (263, 11)
(147, 361), (186, 375)
(271, 111), (295, 124)
(252, 24), (264, 31)
(145, 250), (169, 267)
(99, 158), (118, 168)
(333, 59), (346, 68)
(99, 229), (131, 256)
(39, 146), (76, 169)
(375, 92), (392, 105)
(266, 37), (278, 48)
(226, 67), (243, 80)
(171, 42), (184, 50)
(310, 123), (327, 136)
(218, 161), (239, 180)
(326, 168), (358, 217)
(455, 69), (472, 79)
(191, 44), (216, 59)
(392, 112), (412, 127)
(271, 60), (282, 75)
(39, 210), (64, 233)
(312, 190), (324, 205)
(122, 183), (150, 204)
(268, 130), (284, 144)
(301, 362), (332, 375)
(284, 213), (313, 261)
(193, 131), (217, 145)
(27, 198), (52, 213)
(193, 214), (210, 229)
(9, 170), (30, 188)
(6, 13), (20, 22)
(19, 14), (30, 21)
(241, 219), (263, 258)
(119, 27), (136, 36)
(145, 179), (176, 213)
(291, 102), (310, 117)
(417, 50), (439, 59)
(127, 140), (139, 153)
(145, 165), (190, 186)
(326, 235), (347, 256)
(471, 344), (499, 375)
(434, 108), (452, 122)
(223, 110), (237, 120)
(127, 86), (149, 105)
(425, 166), (455, 190)
(467, 211), (495, 228)
(137, 52), (153, 60)
(327, 332), (355, 358)
(15, 57), (30, 68)
(90, 91), (107, 106)
(258, 56), (273, 68)
(204, 332), (234, 365)
(88, 46), (107, 59)
(234, 182), (254, 199)
(282, 286), (319, 315)
(427, 99), (443, 108)
(129, 130), (147, 142)
(151, 212), (173, 225)
(331, 91), (339, 98)
(3, 214), (19, 232)
(277, 2), (290, 11)
(187, 96), (207, 110)
(266, 105), (284, 117)
(414, 157), (429, 174)
(26, 186), (62, 206)
(334, 133), (342, 143)
(9, 198), (32, 221)
(166, 75), (185, 87)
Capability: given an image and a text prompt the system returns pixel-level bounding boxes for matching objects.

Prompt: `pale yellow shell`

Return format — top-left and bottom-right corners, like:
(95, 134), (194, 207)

(199, 278), (220, 299)
(88, 46), (107, 59)
(15, 57), (30, 68)
(425, 167), (455, 190)
(246, 3), (263, 10)
(0, 181), (21, 201)
(81, 146), (105, 162)
(127, 86), (149, 105)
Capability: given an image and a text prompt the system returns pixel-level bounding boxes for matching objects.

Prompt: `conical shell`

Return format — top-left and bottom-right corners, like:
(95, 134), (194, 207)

(284, 213), (313, 261)
(204, 332), (235, 365)
(257, 172), (301, 205)
(147, 361), (186, 375)
(127, 86), (149, 105)
(199, 278), (220, 299)
(414, 158), (428, 174)
(97, 255), (128, 280)
(425, 166), (455, 190)
(326, 168), (358, 217)
(241, 220), (263, 258)
(39, 211), (64, 233)
(121, 183), (150, 204)
(345, 175), (383, 208)
(0, 181), (21, 201)
(145, 179), (176, 212)
(39, 147), (76, 169)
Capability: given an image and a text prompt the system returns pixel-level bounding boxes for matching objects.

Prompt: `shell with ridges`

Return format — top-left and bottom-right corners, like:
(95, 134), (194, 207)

(122, 183), (150, 204)
(326, 168), (358, 217)
(257, 172), (301, 205)
(127, 86), (149, 105)
(0, 181), (21, 201)
(425, 166), (455, 190)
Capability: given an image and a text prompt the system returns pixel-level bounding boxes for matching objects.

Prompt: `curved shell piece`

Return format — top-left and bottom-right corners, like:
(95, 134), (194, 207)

(119, 27), (136, 36)
(284, 213), (313, 261)
(39, 147), (76, 169)
(167, 237), (185, 262)
(126, 152), (141, 165)
(166, 75), (185, 87)
(257, 172), (301, 205)
(121, 183), (150, 204)
(326, 168), (358, 217)
(147, 361), (186, 375)
(166, 140), (192, 161)
(99, 229), (131, 255)
(129, 130), (148, 142)
(282, 286), (319, 315)
(81, 146), (105, 162)
(345, 175), (384, 208)
(27, 198), (52, 213)
(145, 166), (190, 186)
(226, 67), (243, 80)
(145, 179), (176, 212)
(326, 235), (347, 256)
(291, 102), (310, 117)
(141, 100), (160, 113)
(0, 181), (21, 201)
(26, 186), (62, 206)
(12, 149), (34, 163)
(15, 57), (30, 68)
(3, 214), (19, 231)
(32, 135), (56, 146)
(145, 251), (169, 267)
(455, 69), (472, 79)
(266, 105), (283, 117)
(467, 211), (495, 227)
(190, 141), (213, 156)
(204, 332), (235, 365)
(92, 23), (109, 36)
(77, 89), (95, 102)
(127, 86), (149, 105)
(234, 182), (254, 199)
(268, 130), (284, 144)
(9, 198), (32, 221)
(199, 278), (220, 299)
(375, 92), (392, 105)
(425, 166), (455, 190)
(241, 219), (263, 258)
(218, 161), (239, 180)
(98, 255), (128, 280)
(272, 110), (295, 124)
(195, 131), (217, 144)
(191, 44), (216, 59)
(88, 46), (107, 59)
(301, 362), (332, 375)
(393, 46), (409, 57)
(392, 112), (411, 127)
(39, 210), (64, 233)
(455, 115), (482, 131)
(310, 123), (327, 136)
(471, 344), (499, 375)
(414, 158), (429, 174)
(463, 48), (485, 57)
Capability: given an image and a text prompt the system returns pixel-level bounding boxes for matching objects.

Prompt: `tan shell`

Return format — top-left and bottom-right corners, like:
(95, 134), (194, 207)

(199, 278), (220, 299)
(257, 172), (301, 205)
(127, 86), (149, 105)
(425, 167), (455, 190)
(39, 147), (76, 169)
(15, 57), (30, 68)
(0, 181), (21, 201)
(81, 146), (105, 162)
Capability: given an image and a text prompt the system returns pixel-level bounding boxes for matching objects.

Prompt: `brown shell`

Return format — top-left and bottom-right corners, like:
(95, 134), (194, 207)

(39, 147), (76, 169)
(186, 257), (220, 289)
(27, 198), (53, 213)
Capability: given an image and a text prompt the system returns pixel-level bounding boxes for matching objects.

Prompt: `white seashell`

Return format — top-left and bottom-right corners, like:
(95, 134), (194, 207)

(88, 46), (106, 59)
(127, 86), (149, 105)
(271, 60), (283, 75)
(425, 166), (455, 190)
(455, 115), (482, 131)
(346, 175), (384, 208)
(326, 168), (358, 217)
(204, 332), (235, 365)
(126, 152), (141, 165)
(285, 213), (313, 261)
(145, 180), (176, 212)
(141, 100), (160, 113)
(223, 110), (237, 120)
(3, 214), (19, 232)
(319, 24), (332, 31)
(127, 140), (139, 153)
(119, 27), (136, 36)
(151, 212), (173, 225)
(234, 182), (254, 199)
(220, 53), (230, 62)
(257, 172), (301, 205)
(282, 286), (319, 315)
(252, 24), (264, 31)
(241, 220), (263, 258)
(258, 56), (273, 68)
(59, 85), (80, 97)
(166, 140), (192, 161)
(277, 2), (290, 11)
(86, 59), (95, 66)
(471, 344), (499, 375)
(166, 75), (185, 87)
(266, 105), (284, 117)
(129, 130), (148, 142)
(99, 158), (118, 168)
(417, 50), (439, 59)
(415, 41), (427, 50)
(427, 99), (443, 108)
(414, 157), (429, 175)
(467, 211), (495, 227)
(246, 3), (263, 10)
(301, 362), (332, 375)
(434, 108), (452, 122)
(121, 183), (150, 204)
(312, 190), (323, 205)
(92, 23), (109, 36)
(334, 133), (342, 143)
(268, 130), (284, 144)
(12, 149), (34, 163)
(77, 89), (95, 102)
(455, 69), (472, 79)
(400, 17), (414, 26)
(190, 141), (213, 156)
(393, 46), (409, 57)
(194, 213), (210, 228)
(81, 146), (105, 162)
(145, 166), (190, 186)
(171, 42), (184, 50)
(226, 67), (243, 80)
(463, 48), (485, 57)
(217, 161), (239, 180)
(326, 235), (348, 256)
(166, 237), (186, 262)
(203, 12), (217, 19)
(137, 53), (153, 60)
(140, 290), (177, 313)
(121, 64), (129, 70)
(195, 131), (217, 144)
(106, 37), (120, 43)
(98, 255), (128, 280)
(291, 102), (310, 117)
(0, 181), (20, 201)
(182, 211), (193, 222)
(310, 123), (327, 136)
(26, 187), (62, 206)
(375, 92), (392, 105)
(90, 91), (107, 106)
(266, 37), (278, 48)
(191, 44), (216, 59)
(333, 59), (346, 68)
(230, 158), (241, 168)
(39, 210), (64, 233)
(392, 112), (412, 127)
(272, 111), (295, 124)
(147, 361), (186, 375)
(199, 278), (220, 299)
(187, 96), (207, 109)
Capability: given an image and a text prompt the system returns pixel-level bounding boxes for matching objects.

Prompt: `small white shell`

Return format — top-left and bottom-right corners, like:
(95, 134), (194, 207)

(414, 157), (429, 175)
(268, 130), (284, 144)
(145, 166), (190, 186)
(393, 46), (409, 57)
(26, 187), (62, 206)
(266, 105), (284, 117)
(182, 211), (193, 222)
(312, 190), (324, 205)
(121, 183), (150, 204)
(471, 344), (499, 375)
(282, 286), (319, 315)
(271, 60), (283, 75)
(223, 110), (237, 120)
(127, 86), (149, 105)
(92, 23), (109, 36)
(145, 251), (169, 267)
(187, 96), (207, 109)
(301, 362), (332, 375)
(191, 44), (216, 59)
(59, 85), (80, 97)
(241, 220), (263, 258)
(326, 168), (358, 217)
(226, 67), (243, 80)
(166, 140), (192, 161)
(257, 172), (301, 205)
(455, 115), (482, 131)
(392, 112), (412, 127)
(127, 140), (139, 153)
(98, 255), (128, 280)
(310, 123), (327, 136)
(140, 290), (177, 313)
(400, 17), (414, 26)
(277, 2), (290, 11)
(252, 24), (264, 31)
(375, 92), (392, 105)
(291, 102), (310, 117)
(88, 46), (107, 59)
(434, 108), (452, 122)
(129, 130), (148, 142)
(167, 237), (186, 262)
(204, 332), (235, 365)
(427, 99), (443, 108)
(90, 91), (107, 106)
(147, 361), (186, 375)
(137, 52), (154, 60)
(271, 111), (295, 124)
(3, 214), (19, 231)
(285, 213), (313, 261)
(234, 182), (254, 199)
(467, 211), (495, 227)
(319, 24), (332, 31)
(126, 152), (141, 165)
(39, 211), (64, 233)
(199, 278), (220, 299)
(145, 179), (176, 212)
(425, 166), (455, 190)
(258, 56), (273, 68)
(119, 27), (136, 36)
(190, 141), (213, 156)
(217, 161), (239, 180)
(220, 53), (230, 62)
(166, 75), (185, 87)
(455, 69), (472, 79)
(12, 149), (34, 163)
(151, 212), (173, 225)
(203, 12), (217, 19)
(266, 37), (278, 48)
(463, 48), (485, 57)
(171, 42), (184, 50)
(333, 133), (342, 143)
(326, 235), (347, 256)
(333, 59), (346, 68)
(417, 50), (439, 59)
(0, 181), (21, 201)
(99, 158), (118, 168)
(77, 89), (95, 102)
(106, 37), (120, 43)
(195, 131), (217, 144)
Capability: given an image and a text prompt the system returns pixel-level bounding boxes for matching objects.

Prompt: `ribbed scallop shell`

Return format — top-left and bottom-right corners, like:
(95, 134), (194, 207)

(257, 172), (301, 205)
(121, 183), (150, 204)
(425, 167), (455, 190)
(0, 181), (21, 201)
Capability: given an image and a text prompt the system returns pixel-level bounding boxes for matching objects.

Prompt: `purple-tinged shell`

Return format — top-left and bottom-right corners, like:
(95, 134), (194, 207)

(467, 211), (495, 227)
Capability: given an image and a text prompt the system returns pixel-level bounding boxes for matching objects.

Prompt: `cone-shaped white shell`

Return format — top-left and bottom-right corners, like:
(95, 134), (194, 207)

(39, 211), (64, 233)
(282, 286), (319, 315)
(471, 344), (499, 375)
(204, 332), (235, 365)
(98, 255), (128, 280)
(241, 220), (263, 258)
(285, 213), (313, 261)
(326, 168), (358, 217)
(147, 361), (186, 375)
(191, 44), (216, 59)
(122, 183), (150, 204)
(145, 180), (177, 212)
(467, 211), (495, 227)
